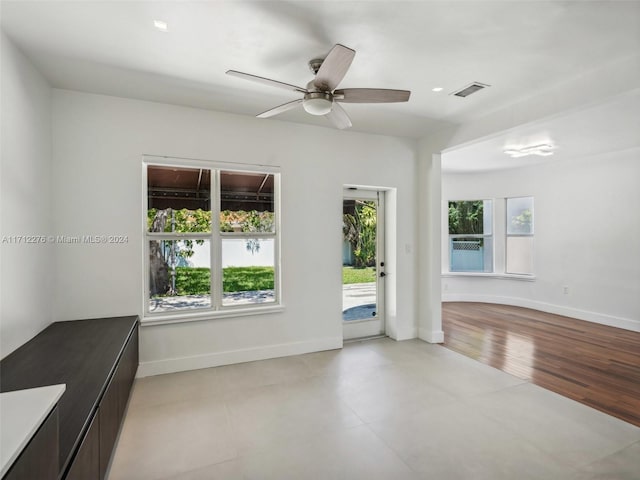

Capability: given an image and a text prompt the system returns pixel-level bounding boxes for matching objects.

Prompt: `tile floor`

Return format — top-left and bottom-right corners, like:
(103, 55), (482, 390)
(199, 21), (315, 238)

(107, 339), (640, 480)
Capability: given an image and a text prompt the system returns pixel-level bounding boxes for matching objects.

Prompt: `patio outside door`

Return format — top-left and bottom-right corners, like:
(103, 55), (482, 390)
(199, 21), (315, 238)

(342, 189), (385, 340)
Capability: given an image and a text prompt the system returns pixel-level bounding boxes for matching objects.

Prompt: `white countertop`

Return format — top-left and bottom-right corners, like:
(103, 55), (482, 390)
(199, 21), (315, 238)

(0, 384), (66, 477)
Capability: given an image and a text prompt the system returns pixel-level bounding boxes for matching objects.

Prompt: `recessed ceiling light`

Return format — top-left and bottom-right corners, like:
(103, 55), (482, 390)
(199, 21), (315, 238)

(153, 20), (168, 32)
(432, 87), (444, 92)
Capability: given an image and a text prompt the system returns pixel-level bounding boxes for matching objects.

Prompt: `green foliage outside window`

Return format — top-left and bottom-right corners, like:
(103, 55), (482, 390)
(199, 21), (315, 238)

(448, 201), (484, 235)
(148, 208), (274, 258)
(343, 201), (377, 268)
(509, 209), (533, 234)
(147, 209), (274, 234)
(148, 208), (275, 296)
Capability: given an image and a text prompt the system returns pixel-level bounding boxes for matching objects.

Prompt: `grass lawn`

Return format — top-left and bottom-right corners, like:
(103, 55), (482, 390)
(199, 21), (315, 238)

(223, 266), (274, 292)
(343, 266), (376, 284)
(170, 266), (374, 295)
(174, 266), (274, 295)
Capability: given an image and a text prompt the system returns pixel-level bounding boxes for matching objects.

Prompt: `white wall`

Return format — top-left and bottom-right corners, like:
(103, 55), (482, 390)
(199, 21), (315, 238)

(442, 149), (640, 331)
(0, 32), (53, 357)
(416, 147), (443, 343)
(51, 90), (419, 375)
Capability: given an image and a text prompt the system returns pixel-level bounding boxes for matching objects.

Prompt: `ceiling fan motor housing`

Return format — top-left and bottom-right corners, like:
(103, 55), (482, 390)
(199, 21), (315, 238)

(308, 58), (325, 75)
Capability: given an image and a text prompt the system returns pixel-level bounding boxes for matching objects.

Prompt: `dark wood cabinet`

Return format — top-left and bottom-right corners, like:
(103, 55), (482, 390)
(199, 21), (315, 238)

(3, 406), (59, 480)
(65, 413), (100, 480)
(99, 377), (120, 480)
(99, 328), (138, 480)
(0, 316), (138, 480)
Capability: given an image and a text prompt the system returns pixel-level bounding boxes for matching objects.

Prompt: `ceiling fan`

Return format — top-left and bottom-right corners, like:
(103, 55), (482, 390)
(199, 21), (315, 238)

(226, 44), (411, 130)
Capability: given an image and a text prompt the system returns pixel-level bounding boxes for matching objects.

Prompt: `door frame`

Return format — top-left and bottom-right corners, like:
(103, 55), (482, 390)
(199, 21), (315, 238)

(342, 188), (386, 340)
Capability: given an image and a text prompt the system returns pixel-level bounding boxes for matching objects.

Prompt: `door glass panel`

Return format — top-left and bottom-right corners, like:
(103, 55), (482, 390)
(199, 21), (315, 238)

(342, 199), (377, 321)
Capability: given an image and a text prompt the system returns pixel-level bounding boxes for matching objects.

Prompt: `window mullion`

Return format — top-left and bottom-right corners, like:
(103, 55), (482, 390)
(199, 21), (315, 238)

(147, 232), (212, 239)
(274, 172), (281, 305)
(212, 169), (222, 310)
(220, 232), (277, 239)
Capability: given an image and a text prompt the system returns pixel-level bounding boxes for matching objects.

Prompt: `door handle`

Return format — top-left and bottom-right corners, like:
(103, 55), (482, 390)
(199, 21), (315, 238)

(380, 272), (386, 277)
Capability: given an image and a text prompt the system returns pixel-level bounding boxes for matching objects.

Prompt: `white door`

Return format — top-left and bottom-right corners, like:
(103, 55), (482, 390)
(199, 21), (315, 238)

(342, 189), (385, 340)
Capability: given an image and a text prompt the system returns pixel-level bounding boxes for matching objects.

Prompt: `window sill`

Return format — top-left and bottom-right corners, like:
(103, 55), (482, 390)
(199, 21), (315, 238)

(441, 272), (536, 282)
(141, 304), (285, 326)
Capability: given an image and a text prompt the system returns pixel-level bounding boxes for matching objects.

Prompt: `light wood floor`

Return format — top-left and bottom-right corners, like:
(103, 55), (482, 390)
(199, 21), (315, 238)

(442, 302), (640, 427)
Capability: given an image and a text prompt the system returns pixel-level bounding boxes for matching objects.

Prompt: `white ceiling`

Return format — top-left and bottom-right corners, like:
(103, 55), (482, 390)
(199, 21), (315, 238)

(2, 1), (639, 165)
(442, 89), (640, 172)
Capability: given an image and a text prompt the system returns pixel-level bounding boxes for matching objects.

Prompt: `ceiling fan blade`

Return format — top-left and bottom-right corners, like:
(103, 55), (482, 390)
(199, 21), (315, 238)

(226, 70), (307, 94)
(334, 88), (411, 103)
(314, 44), (355, 92)
(325, 102), (352, 130)
(257, 99), (303, 118)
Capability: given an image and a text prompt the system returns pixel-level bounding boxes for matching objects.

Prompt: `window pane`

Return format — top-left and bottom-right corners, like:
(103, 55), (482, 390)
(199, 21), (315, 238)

(148, 165), (211, 233)
(222, 238), (275, 306)
(220, 171), (275, 233)
(483, 200), (493, 235)
(506, 236), (534, 274)
(448, 200), (492, 235)
(449, 236), (493, 272)
(448, 199), (493, 272)
(507, 197), (534, 234)
(148, 239), (211, 312)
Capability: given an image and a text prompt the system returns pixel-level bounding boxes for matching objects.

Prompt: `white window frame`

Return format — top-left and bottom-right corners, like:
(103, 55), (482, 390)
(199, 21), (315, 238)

(142, 155), (282, 325)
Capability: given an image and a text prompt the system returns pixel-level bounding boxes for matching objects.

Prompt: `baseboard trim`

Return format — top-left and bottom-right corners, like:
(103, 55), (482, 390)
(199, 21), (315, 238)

(442, 293), (639, 333)
(418, 328), (445, 343)
(137, 336), (343, 377)
(393, 326), (418, 341)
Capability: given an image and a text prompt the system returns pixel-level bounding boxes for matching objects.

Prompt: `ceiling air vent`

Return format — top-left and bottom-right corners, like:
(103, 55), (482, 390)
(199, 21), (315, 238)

(451, 82), (490, 98)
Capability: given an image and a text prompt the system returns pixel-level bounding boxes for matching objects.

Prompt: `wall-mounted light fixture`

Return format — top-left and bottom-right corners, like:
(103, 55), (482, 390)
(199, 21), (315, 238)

(504, 144), (555, 158)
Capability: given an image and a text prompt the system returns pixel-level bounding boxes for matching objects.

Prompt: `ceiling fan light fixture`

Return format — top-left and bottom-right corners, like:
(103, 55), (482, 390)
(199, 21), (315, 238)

(153, 19), (168, 32)
(504, 144), (555, 158)
(303, 92), (333, 116)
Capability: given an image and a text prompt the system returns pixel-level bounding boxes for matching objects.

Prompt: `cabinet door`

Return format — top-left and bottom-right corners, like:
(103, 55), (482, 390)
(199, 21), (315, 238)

(99, 374), (119, 480)
(65, 412), (99, 480)
(120, 327), (139, 411)
(99, 327), (138, 480)
(4, 406), (59, 480)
